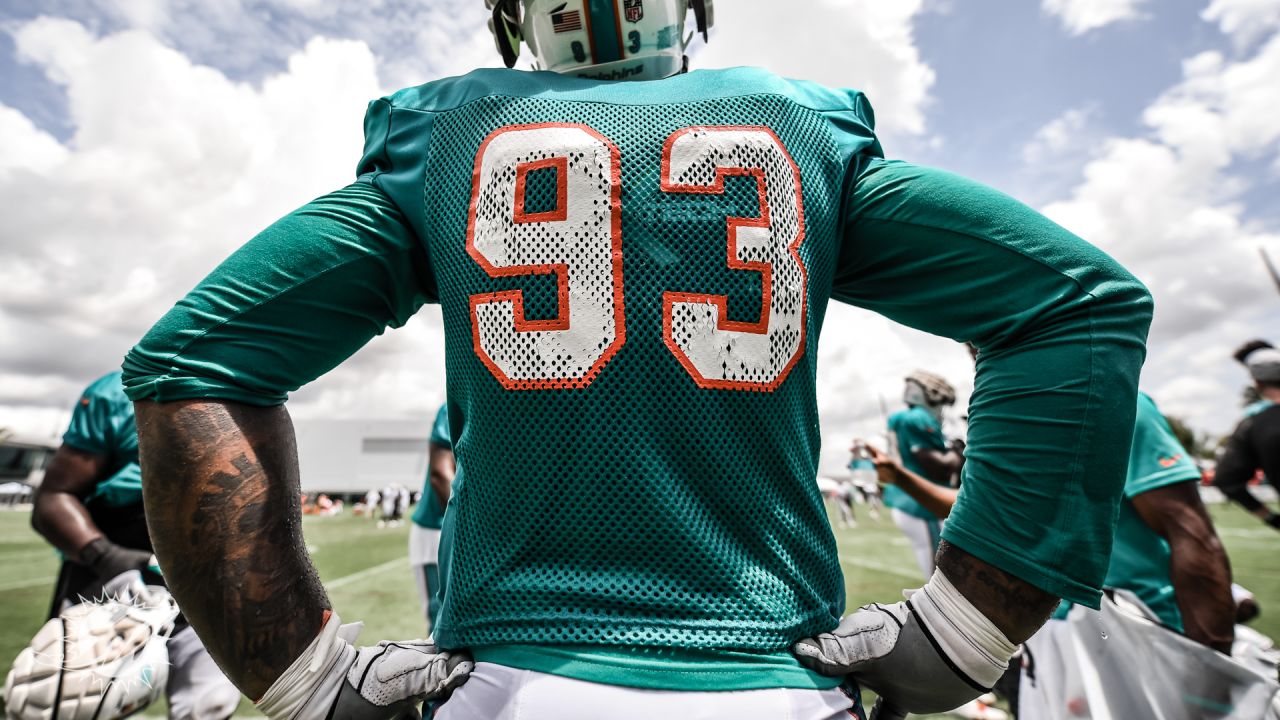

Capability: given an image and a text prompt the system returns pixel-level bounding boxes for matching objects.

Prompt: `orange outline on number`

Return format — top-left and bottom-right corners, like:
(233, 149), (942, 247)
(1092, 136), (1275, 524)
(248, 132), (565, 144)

(513, 156), (569, 224)
(466, 123), (626, 391)
(659, 125), (809, 392)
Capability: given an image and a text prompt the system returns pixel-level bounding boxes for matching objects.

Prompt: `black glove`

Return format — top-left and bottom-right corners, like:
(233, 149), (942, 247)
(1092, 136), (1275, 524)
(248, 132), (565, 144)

(79, 537), (155, 581)
(1267, 513), (1280, 530)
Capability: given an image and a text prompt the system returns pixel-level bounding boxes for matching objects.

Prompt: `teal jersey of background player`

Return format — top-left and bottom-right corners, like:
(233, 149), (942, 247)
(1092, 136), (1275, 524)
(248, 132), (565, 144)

(123, 66), (1152, 691)
(63, 371), (143, 509)
(1052, 392), (1202, 631)
(885, 405), (949, 520)
(411, 404), (452, 530)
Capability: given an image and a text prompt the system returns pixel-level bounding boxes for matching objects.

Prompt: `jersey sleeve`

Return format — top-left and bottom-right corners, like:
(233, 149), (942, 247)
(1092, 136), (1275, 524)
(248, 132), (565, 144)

(1125, 394), (1201, 498)
(123, 183), (432, 406)
(429, 404), (451, 448)
(62, 375), (126, 455)
(834, 158), (1152, 608)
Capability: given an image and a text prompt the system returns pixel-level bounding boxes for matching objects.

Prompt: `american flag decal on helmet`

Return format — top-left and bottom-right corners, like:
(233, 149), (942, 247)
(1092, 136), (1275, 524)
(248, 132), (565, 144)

(624, 0), (644, 23)
(551, 6), (583, 33)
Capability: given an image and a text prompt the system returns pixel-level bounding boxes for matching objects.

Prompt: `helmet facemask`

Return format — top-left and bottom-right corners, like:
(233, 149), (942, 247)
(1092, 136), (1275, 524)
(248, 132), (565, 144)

(488, 0), (713, 81)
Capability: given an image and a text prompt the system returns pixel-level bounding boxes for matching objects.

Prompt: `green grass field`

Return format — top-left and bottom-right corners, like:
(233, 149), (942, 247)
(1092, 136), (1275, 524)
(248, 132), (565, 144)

(1, 502), (1276, 718)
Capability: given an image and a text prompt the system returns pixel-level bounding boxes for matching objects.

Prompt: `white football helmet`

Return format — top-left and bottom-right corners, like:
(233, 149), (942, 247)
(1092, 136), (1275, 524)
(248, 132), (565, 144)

(904, 370), (957, 408)
(4, 583), (179, 720)
(487, 0), (713, 80)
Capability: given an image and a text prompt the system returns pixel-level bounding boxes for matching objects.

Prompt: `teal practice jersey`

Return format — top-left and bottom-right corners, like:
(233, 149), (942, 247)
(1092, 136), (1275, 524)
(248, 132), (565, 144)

(411, 404), (452, 530)
(886, 406), (949, 520)
(64, 371), (142, 508)
(1053, 393), (1201, 630)
(1103, 393), (1202, 630)
(125, 67), (1152, 684)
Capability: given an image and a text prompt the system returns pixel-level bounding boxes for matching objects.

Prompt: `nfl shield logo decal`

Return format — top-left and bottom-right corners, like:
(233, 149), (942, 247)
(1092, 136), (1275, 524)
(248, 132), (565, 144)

(624, 0), (643, 23)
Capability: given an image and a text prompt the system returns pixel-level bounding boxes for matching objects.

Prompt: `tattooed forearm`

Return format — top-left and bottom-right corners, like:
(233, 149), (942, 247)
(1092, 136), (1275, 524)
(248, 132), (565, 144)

(936, 540), (1057, 644)
(135, 400), (329, 700)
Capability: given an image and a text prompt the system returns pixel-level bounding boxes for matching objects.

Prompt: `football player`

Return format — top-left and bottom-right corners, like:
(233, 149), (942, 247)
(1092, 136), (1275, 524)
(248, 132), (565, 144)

(122, 1), (1152, 718)
(863, 391), (1238, 715)
(1215, 347), (1280, 531)
(28, 372), (241, 720)
(409, 403), (456, 633)
(883, 371), (964, 579)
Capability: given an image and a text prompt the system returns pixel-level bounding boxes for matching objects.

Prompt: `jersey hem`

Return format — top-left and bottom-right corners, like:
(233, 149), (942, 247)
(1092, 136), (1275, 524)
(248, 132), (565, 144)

(1126, 468), (1200, 498)
(942, 524), (1101, 609)
(470, 645), (842, 692)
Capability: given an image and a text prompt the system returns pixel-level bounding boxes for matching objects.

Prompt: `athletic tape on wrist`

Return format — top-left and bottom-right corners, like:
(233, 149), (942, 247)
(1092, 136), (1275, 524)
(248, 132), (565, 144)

(909, 570), (1017, 688)
(256, 612), (357, 720)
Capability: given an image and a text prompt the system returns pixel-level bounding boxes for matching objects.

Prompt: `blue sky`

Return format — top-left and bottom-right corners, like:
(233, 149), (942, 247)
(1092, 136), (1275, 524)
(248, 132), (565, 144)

(0, 0), (1277, 473)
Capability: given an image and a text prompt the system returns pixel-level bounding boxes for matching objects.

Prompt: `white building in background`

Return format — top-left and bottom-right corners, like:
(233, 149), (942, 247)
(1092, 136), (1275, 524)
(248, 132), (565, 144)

(294, 418), (432, 495)
(0, 431), (59, 488)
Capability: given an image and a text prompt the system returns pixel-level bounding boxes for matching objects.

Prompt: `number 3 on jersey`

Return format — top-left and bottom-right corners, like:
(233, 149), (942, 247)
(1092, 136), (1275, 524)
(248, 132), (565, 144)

(468, 124), (807, 392)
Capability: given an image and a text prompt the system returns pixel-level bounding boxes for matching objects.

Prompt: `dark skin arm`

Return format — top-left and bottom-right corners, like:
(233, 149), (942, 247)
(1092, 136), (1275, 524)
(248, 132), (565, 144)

(937, 541), (1058, 645)
(912, 443), (964, 485)
(859, 442), (958, 519)
(427, 443), (455, 509)
(135, 399), (329, 700)
(31, 445), (110, 559)
(1130, 481), (1235, 653)
(853, 441), (1055, 642)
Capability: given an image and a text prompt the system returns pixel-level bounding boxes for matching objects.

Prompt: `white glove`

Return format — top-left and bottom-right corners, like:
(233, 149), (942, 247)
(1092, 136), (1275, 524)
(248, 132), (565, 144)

(792, 570), (1016, 715)
(99, 569), (154, 605)
(256, 613), (472, 720)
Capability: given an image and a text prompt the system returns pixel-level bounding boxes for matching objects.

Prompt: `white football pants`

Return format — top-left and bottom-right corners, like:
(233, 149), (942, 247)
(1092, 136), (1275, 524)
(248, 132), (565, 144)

(890, 509), (943, 580)
(166, 626), (241, 720)
(435, 662), (858, 720)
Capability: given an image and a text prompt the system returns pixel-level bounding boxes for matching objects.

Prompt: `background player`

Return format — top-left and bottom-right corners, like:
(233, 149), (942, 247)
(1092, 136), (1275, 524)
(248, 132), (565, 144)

(847, 443), (882, 524)
(409, 403), (455, 634)
(860, 392), (1239, 715)
(122, 1), (1152, 717)
(1215, 347), (1280, 531)
(29, 371), (240, 720)
(884, 370), (965, 579)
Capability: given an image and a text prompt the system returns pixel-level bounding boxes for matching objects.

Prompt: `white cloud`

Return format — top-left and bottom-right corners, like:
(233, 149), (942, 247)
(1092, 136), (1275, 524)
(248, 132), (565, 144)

(694, 0), (935, 138)
(0, 105), (68, 174)
(1022, 107), (1095, 165)
(0, 18), (446, 436)
(1203, 0), (1280, 48)
(1040, 25), (1280, 436)
(1042, 0), (1149, 35)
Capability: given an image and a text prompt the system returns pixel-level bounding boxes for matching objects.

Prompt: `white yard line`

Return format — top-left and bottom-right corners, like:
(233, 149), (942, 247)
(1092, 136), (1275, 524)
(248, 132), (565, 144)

(841, 556), (924, 582)
(0, 557), (407, 595)
(326, 556), (407, 590)
(1217, 527), (1279, 539)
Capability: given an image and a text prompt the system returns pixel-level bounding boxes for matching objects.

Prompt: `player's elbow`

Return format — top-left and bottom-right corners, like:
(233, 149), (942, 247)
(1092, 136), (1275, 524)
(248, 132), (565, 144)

(1084, 262), (1154, 357)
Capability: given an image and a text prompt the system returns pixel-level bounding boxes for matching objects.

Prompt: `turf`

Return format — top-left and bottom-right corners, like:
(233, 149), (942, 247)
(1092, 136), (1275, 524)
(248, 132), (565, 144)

(1, 501), (1275, 718)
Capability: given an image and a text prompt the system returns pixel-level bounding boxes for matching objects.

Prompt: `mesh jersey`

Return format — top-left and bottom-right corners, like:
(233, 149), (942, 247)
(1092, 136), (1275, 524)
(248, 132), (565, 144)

(358, 68), (877, 650)
(124, 65), (1154, 683)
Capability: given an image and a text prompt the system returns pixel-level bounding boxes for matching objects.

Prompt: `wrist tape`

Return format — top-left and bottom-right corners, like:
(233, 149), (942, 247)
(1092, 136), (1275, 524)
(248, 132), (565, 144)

(256, 611), (360, 720)
(910, 569), (1017, 689)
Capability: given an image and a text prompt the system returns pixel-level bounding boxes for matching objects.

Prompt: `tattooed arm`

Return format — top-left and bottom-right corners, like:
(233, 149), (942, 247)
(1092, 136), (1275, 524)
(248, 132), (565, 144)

(136, 399), (328, 699)
(936, 540), (1057, 644)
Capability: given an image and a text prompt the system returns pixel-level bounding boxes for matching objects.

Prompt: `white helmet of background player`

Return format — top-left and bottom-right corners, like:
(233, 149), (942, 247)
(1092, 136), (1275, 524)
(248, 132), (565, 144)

(487, 0), (713, 81)
(4, 581), (179, 720)
(904, 370), (956, 418)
